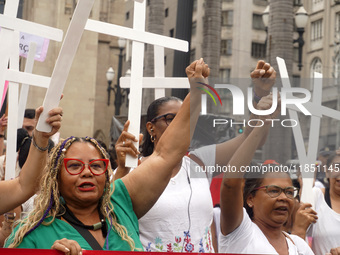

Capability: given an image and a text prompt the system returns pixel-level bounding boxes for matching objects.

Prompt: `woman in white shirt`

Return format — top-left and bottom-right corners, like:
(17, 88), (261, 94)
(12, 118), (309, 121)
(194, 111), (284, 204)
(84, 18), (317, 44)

(219, 94), (314, 255)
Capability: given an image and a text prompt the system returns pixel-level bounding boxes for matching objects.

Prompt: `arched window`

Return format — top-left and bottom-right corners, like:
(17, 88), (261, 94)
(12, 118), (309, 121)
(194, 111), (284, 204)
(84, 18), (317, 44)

(310, 58), (322, 90)
(310, 57), (322, 78)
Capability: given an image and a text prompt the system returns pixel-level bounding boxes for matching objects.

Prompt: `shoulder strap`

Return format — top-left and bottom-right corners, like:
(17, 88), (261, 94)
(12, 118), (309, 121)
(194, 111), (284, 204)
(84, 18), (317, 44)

(189, 154), (205, 168)
(62, 209), (103, 250)
(324, 187), (332, 208)
(282, 232), (295, 245)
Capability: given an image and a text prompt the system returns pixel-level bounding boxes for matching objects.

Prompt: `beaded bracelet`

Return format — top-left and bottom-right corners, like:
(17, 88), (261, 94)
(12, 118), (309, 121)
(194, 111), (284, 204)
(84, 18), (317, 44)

(32, 132), (49, 152)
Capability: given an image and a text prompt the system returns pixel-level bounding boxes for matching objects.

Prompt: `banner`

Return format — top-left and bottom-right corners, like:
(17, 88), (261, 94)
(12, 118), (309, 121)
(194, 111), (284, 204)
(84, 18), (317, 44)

(19, 32), (49, 62)
(0, 248), (212, 255)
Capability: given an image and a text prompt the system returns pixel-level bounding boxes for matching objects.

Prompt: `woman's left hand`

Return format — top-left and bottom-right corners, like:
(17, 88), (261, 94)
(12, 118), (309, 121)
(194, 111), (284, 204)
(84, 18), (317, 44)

(33, 106), (63, 149)
(51, 238), (84, 255)
(327, 246), (340, 255)
(291, 202), (318, 239)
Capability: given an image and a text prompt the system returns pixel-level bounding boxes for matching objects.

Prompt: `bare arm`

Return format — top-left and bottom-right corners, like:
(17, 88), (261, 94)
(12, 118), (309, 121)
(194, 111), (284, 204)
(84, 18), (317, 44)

(0, 106), (62, 215)
(215, 60), (276, 167)
(122, 59), (207, 219)
(220, 94), (277, 235)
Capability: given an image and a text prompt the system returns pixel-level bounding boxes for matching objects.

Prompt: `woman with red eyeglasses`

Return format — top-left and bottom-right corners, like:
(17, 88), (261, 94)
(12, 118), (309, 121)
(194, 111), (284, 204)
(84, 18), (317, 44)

(219, 94), (314, 255)
(4, 60), (207, 254)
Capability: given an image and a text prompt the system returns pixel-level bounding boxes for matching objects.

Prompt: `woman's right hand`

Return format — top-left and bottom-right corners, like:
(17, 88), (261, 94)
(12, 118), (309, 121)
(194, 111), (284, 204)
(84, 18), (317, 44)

(51, 238), (84, 255)
(114, 120), (142, 179)
(185, 58), (210, 79)
(116, 120), (142, 167)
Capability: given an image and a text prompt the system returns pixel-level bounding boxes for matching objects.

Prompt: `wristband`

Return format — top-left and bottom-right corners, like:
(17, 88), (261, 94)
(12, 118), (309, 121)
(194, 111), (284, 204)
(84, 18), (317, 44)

(0, 134), (5, 138)
(253, 91), (262, 103)
(32, 132), (49, 152)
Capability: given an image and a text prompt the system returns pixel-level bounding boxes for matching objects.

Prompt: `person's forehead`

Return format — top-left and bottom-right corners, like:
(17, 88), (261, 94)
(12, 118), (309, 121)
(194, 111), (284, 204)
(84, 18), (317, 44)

(158, 100), (181, 114)
(65, 142), (101, 157)
(23, 117), (36, 125)
(261, 174), (292, 186)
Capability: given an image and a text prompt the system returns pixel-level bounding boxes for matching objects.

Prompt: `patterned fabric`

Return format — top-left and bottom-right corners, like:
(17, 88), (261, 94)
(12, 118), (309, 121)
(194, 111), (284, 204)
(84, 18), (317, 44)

(138, 148), (215, 253)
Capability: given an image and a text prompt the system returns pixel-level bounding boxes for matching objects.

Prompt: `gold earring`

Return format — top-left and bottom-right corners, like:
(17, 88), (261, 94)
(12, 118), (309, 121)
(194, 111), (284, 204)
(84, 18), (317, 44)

(150, 128), (155, 142)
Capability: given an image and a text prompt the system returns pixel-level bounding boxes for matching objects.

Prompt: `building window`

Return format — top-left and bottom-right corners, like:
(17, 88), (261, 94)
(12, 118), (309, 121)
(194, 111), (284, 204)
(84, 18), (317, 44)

(65, 0), (75, 15)
(169, 28), (174, 37)
(311, 19), (323, 41)
(222, 10), (233, 26)
(310, 57), (322, 80)
(293, 0), (302, 6)
(126, 11), (130, 20)
(165, 8), (169, 17)
(190, 48), (196, 63)
(253, 14), (265, 30)
(221, 40), (232, 55)
(223, 0), (234, 2)
(292, 75), (301, 87)
(192, 21), (197, 36)
(336, 12), (340, 33)
(313, 0), (323, 4)
(251, 42), (266, 58)
(293, 47), (299, 63)
(219, 68), (231, 83)
(253, 0), (268, 6)
(334, 53), (340, 82)
(99, 0), (108, 22)
(193, 0), (197, 12)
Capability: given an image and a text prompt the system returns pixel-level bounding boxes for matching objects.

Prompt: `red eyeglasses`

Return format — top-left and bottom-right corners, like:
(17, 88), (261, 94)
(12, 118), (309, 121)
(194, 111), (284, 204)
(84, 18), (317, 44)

(63, 158), (109, 176)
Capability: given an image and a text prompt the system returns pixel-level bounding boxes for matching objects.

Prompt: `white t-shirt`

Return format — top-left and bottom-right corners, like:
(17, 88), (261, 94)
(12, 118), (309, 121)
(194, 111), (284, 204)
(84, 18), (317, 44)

(219, 208), (314, 255)
(308, 187), (340, 255)
(0, 154), (21, 180)
(138, 145), (216, 253)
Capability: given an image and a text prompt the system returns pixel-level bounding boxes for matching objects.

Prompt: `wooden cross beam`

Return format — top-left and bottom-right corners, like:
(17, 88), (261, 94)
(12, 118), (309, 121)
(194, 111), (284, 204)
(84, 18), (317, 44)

(84, 0), (188, 167)
(0, 0), (63, 180)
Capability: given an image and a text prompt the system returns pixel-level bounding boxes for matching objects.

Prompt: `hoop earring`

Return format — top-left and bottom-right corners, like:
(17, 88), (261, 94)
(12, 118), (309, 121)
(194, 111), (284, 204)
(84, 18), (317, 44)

(150, 128), (155, 143)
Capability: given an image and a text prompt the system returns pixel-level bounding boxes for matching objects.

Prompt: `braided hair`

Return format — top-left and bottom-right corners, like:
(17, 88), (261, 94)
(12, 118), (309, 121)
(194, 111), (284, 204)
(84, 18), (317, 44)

(8, 136), (137, 250)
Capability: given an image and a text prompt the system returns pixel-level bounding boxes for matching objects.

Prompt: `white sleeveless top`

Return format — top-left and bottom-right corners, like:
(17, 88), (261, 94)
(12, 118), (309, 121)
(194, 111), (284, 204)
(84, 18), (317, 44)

(138, 145), (215, 253)
(309, 187), (340, 255)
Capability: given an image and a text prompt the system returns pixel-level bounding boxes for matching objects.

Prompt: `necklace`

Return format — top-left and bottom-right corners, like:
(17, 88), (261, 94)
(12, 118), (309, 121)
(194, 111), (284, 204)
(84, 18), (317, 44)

(62, 205), (108, 238)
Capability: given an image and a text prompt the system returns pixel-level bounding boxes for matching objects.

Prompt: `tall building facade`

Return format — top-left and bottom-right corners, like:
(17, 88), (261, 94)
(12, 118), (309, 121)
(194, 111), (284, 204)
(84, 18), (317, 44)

(4, 0), (339, 154)
(18, 0), (127, 146)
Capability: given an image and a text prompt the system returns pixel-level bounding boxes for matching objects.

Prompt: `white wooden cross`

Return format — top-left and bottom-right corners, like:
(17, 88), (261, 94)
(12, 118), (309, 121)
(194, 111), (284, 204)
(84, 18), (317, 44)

(84, 0), (188, 167)
(0, 0), (63, 180)
(277, 57), (340, 207)
(36, 0), (96, 132)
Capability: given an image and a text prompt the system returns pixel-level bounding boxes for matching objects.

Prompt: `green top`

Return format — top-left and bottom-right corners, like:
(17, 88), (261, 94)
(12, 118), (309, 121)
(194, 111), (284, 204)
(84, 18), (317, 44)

(5, 179), (143, 251)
